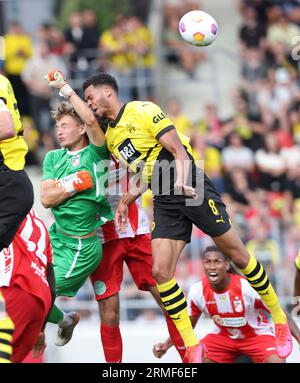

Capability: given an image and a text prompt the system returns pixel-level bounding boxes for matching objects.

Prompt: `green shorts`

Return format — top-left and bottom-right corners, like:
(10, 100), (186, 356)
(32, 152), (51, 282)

(49, 224), (102, 297)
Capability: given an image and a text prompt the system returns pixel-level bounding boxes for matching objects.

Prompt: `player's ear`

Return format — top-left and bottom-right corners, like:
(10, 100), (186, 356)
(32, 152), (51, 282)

(80, 124), (86, 136)
(104, 86), (112, 98)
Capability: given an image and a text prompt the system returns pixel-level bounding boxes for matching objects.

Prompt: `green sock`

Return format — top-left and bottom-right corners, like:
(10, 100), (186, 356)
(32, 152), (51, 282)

(47, 304), (64, 324)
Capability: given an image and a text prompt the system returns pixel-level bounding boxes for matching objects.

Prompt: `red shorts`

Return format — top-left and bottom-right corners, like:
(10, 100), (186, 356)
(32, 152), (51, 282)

(202, 333), (277, 363)
(1, 285), (46, 363)
(90, 234), (155, 300)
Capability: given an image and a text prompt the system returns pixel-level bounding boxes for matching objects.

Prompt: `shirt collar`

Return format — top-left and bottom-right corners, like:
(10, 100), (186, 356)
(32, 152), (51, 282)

(110, 103), (127, 128)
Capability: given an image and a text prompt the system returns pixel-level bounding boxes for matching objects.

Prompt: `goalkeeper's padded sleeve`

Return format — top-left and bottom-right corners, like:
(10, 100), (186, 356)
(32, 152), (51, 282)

(55, 170), (94, 196)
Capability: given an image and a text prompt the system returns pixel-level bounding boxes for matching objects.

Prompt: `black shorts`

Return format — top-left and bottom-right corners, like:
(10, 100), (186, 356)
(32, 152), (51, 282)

(152, 174), (231, 243)
(0, 169), (34, 250)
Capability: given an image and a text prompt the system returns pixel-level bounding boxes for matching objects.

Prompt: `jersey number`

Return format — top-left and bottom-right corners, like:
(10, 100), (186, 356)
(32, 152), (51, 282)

(208, 198), (219, 216)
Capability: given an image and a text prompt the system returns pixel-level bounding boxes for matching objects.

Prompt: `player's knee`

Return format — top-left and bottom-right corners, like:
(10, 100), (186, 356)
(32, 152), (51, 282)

(152, 266), (173, 284)
(99, 299), (120, 326)
(221, 245), (249, 269)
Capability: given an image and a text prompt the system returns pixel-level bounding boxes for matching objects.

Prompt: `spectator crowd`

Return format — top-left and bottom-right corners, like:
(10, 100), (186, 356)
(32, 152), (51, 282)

(1, 0), (300, 322)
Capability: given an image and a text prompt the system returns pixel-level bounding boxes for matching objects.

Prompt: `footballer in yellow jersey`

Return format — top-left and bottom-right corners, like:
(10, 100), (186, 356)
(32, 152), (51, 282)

(0, 74), (33, 251)
(104, 100), (193, 184)
(0, 74), (28, 170)
(82, 72), (293, 361)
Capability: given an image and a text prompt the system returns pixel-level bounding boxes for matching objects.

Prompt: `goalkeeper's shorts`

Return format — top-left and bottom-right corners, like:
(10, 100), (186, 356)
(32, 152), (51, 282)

(49, 223), (102, 297)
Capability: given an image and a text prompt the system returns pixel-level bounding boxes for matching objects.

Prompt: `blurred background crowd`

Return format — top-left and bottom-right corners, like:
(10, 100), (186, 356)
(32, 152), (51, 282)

(1, 0), (300, 323)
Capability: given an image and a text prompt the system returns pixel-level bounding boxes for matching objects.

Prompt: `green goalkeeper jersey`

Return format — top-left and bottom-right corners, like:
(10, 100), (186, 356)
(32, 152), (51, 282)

(42, 143), (113, 236)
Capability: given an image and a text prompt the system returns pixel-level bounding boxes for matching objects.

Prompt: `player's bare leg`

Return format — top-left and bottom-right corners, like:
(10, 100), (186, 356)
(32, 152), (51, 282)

(98, 294), (122, 363)
(212, 226), (292, 358)
(152, 238), (205, 363)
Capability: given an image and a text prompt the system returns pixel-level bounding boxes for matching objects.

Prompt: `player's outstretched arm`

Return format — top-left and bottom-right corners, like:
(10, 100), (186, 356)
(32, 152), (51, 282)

(0, 99), (15, 140)
(115, 178), (148, 232)
(44, 70), (105, 146)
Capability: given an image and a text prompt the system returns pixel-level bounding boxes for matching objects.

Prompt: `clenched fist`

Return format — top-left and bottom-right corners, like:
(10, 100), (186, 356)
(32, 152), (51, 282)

(44, 70), (74, 99)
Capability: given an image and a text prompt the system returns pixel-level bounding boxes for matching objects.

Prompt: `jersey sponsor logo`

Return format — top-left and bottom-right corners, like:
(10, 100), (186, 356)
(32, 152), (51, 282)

(153, 112), (166, 124)
(31, 261), (49, 286)
(118, 138), (141, 164)
(212, 315), (247, 327)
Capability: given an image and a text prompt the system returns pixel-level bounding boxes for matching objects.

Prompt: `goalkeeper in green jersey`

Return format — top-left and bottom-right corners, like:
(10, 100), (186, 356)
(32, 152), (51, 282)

(40, 72), (113, 346)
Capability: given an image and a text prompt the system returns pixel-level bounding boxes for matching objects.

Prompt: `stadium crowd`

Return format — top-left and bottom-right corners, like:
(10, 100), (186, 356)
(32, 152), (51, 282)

(1, 0), (300, 323)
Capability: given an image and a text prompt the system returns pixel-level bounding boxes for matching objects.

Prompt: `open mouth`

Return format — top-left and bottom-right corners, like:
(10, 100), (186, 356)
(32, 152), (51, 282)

(208, 272), (218, 282)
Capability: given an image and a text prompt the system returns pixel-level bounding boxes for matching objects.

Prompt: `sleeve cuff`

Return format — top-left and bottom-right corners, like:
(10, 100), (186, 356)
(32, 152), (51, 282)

(155, 125), (175, 140)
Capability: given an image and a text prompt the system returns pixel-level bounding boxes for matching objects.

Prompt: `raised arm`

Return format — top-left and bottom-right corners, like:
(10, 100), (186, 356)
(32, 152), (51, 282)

(44, 70), (105, 146)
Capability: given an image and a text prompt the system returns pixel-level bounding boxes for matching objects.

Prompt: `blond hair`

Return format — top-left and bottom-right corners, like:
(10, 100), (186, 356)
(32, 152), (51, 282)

(51, 101), (84, 125)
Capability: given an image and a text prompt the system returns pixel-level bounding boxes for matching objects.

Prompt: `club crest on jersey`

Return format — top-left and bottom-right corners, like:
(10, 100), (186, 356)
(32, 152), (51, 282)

(72, 154), (80, 167)
(233, 297), (243, 313)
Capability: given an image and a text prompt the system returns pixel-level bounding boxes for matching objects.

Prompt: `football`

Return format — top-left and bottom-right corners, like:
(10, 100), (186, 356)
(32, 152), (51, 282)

(178, 10), (218, 47)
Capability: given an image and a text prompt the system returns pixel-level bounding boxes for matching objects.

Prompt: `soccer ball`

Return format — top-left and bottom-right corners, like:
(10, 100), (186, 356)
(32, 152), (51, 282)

(179, 10), (218, 47)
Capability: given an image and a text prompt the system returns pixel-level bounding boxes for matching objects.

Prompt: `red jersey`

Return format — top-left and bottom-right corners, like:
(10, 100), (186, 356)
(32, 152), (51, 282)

(0, 209), (53, 314)
(97, 156), (150, 244)
(187, 274), (274, 339)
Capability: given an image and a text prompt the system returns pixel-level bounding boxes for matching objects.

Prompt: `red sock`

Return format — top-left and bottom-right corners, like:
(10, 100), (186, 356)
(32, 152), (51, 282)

(100, 322), (123, 363)
(165, 314), (186, 361)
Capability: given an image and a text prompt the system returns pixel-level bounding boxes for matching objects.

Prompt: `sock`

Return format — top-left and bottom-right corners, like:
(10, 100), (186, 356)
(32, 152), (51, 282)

(165, 314), (186, 361)
(101, 322), (122, 363)
(0, 316), (14, 363)
(157, 278), (198, 348)
(47, 304), (64, 324)
(241, 255), (286, 324)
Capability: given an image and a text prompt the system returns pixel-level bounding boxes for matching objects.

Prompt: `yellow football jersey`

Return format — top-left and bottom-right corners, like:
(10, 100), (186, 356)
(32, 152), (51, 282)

(0, 74), (28, 170)
(105, 101), (192, 183)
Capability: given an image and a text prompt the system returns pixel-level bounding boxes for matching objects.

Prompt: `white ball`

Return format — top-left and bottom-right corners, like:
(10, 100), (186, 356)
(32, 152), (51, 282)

(179, 10), (218, 47)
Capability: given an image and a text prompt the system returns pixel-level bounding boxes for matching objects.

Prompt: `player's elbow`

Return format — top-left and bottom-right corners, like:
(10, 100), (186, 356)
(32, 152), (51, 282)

(85, 113), (97, 128)
(5, 126), (15, 139)
(1, 115), (16, 139)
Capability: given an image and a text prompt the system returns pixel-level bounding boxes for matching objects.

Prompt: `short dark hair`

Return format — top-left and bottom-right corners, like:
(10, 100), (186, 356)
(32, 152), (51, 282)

(82, 73), (118, 94)
(201, 246), (228, 261)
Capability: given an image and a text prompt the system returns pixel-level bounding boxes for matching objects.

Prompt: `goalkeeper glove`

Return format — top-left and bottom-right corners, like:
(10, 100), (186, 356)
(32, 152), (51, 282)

(44, 70), (75, 99)
(56, 170), (94, 196)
